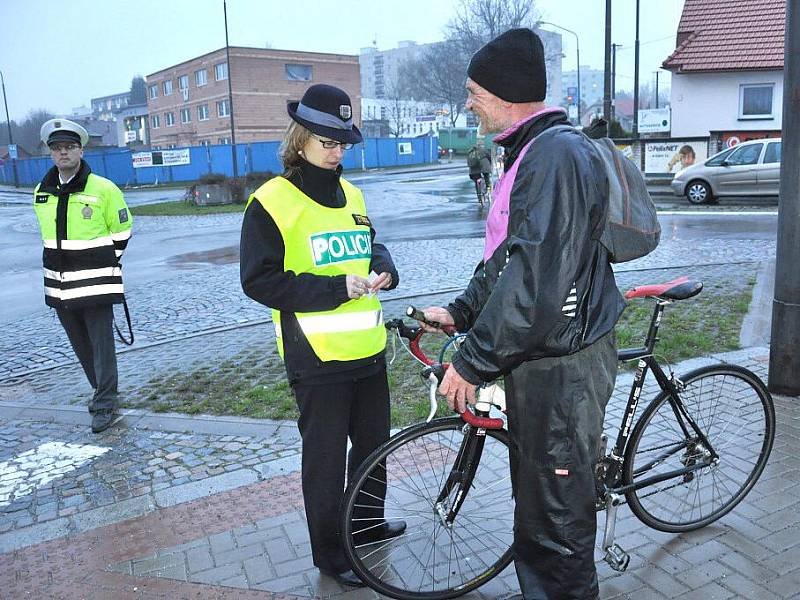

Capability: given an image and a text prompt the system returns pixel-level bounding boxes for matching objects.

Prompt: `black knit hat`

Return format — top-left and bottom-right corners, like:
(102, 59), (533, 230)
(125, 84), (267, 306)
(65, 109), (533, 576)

(467, 28), (547, 102)
(287, 84), (363, 144)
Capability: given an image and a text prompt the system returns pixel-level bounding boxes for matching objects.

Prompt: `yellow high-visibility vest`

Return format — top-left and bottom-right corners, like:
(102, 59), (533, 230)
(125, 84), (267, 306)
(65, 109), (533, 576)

(248, 176), (386, 362)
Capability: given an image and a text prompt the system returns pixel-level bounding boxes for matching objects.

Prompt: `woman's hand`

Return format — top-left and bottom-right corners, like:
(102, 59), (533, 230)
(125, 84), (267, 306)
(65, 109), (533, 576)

(368, 272), (393, 293)
(346, 274), (371, 299)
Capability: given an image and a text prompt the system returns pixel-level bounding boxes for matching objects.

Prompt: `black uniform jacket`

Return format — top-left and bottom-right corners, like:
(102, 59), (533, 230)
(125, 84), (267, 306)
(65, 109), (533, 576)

(448, 110), (626, 384)
(240, 158), (399, 385)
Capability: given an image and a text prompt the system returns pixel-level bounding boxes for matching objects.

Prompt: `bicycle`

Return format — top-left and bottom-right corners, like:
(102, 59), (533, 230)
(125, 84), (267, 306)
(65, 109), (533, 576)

(471, 173), (490, 206)
(182, 183), (198, 204)
(339, 276), (775, 600)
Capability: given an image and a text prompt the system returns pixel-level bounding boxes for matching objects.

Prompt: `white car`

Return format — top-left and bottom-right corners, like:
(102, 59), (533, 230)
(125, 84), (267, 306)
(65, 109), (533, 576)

(671, 138), (781, 204)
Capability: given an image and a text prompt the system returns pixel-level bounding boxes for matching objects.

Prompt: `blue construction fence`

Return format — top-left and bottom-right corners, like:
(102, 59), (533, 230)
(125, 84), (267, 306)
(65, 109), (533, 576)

(0, 136), (439, 187)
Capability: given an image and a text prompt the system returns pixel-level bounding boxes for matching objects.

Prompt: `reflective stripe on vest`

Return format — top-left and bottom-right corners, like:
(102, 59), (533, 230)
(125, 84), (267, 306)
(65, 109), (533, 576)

(250, 176), (386, 362)
(273, 308), (383, 336)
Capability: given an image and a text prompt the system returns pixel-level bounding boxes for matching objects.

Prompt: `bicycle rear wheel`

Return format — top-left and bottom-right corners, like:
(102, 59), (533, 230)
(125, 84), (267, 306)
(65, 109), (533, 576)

(623, 364), (775, 532)
(341, 417), (514, 600)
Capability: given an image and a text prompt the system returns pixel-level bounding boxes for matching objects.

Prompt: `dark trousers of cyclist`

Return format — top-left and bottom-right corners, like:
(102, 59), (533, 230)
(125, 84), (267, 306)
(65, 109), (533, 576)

(505, 331), (617, 600)
(56, 305), (119, 414)
(293, 369), (390, 574)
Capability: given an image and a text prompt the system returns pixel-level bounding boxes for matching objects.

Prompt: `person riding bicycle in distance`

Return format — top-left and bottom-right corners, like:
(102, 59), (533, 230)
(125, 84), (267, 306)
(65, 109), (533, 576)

(467, 139), (493, 197)
(420, 28), (625, 600)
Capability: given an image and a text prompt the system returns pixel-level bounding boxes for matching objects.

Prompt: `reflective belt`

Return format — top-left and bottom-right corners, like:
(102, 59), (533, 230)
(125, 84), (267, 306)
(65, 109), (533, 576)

(274, 309), (383, 337)
(44, 266), (122, 282)
(44, 283), (124, 300)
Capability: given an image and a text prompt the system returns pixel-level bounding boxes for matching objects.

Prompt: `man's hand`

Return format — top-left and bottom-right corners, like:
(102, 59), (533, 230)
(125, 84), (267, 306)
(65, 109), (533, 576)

(439, 364), (477, 414)
(419, 306), (456, 334)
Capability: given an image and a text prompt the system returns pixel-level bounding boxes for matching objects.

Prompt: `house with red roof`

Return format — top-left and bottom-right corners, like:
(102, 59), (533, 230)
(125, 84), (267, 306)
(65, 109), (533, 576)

(662, 0), (784, 151)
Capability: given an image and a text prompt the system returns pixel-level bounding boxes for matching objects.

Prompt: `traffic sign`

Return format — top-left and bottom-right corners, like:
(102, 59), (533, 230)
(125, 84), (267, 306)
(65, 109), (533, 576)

(7, 144), (17, 159)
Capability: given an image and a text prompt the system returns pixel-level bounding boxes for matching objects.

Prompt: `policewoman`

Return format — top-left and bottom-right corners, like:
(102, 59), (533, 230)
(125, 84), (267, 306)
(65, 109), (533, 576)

(240, 84), (404, 586)
(33, 118), (132, 434)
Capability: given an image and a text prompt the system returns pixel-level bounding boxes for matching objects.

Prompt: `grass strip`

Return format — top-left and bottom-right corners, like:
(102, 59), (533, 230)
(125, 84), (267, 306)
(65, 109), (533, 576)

(129, 285), (753, 428)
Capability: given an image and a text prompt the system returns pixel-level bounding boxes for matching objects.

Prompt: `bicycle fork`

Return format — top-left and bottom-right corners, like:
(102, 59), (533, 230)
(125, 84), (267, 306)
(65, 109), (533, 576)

(434, 423), (486, 528)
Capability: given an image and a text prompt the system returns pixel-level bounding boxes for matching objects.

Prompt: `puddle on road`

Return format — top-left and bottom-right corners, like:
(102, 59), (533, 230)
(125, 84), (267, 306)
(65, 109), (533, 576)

(168, 245), (239, 267)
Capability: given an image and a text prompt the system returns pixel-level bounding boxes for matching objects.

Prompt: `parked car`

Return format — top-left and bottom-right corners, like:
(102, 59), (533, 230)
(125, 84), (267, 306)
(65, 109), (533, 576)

(671, 138), (781, 204)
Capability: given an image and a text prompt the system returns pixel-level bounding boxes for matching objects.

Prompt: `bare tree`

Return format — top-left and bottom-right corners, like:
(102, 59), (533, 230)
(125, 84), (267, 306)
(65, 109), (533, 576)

(400, 40), (466, 128)
(383, 76), (408, 137)
(0, 109), (55, 154)
(447, 0), (541, 56)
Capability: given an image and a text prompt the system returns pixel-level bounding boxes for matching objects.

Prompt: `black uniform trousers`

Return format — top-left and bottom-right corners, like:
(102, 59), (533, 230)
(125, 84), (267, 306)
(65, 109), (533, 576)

(293, 367), (391, 574)
(505, 331), (617, 600)
(56, 304), (119, 414)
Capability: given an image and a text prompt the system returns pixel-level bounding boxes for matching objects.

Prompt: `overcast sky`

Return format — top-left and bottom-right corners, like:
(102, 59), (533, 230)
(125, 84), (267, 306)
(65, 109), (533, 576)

(0, 0), (684, 122)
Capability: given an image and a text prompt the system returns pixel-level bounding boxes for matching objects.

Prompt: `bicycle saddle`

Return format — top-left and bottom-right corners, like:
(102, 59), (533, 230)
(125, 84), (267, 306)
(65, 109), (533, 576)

(624, 276), (703, 300)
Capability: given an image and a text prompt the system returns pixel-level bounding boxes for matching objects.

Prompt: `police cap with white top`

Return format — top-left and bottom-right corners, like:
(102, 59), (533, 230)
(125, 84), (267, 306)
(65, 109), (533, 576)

(40, 118), (89, 148)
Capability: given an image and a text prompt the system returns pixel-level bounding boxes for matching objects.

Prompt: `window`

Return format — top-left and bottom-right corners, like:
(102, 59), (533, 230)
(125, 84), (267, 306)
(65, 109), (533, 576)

(151, 115), (160, 129)
(149, 85), (158, 99)
(218, 137), (231, 145)
(706, 147), (734, 166)
(217, 99), (230, 117)
(285, 64), (313, 81)
(180, 108), (191, 123)
(764, 142), (781, 164)
(198, 104), (209, 120)
(727, 143), (763, 166)
(178, 75), (189, 90)
(215, 62), (228, 81)
(163, 80), (173, 96)
(200, 139), (211, 146)
(195, 69), (208, 86)
(740, 84), (774, 119)
(165, 112), (175, 126)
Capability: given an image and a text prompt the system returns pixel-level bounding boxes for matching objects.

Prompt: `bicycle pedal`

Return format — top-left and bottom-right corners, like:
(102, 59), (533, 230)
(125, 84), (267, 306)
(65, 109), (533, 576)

(604, 544), (630, 572)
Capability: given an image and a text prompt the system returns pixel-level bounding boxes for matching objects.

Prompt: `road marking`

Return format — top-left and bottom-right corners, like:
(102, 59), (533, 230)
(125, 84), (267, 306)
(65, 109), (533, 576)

(0, 441), (110, 506)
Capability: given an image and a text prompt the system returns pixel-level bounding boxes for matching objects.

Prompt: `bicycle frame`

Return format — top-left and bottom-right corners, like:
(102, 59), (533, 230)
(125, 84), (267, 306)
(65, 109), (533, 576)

(603, 299), (719, 499)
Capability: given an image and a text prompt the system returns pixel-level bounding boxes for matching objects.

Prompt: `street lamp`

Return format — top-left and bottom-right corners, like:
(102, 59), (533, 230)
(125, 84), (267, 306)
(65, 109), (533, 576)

(0, 68), (19, 188)
(223, 0), (238, 177)
(539, 21), (580, 125)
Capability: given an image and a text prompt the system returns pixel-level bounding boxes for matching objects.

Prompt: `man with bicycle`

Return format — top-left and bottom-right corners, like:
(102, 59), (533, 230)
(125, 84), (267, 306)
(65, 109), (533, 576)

(423, 28), (625, 600)
(467, 139), (492, 204)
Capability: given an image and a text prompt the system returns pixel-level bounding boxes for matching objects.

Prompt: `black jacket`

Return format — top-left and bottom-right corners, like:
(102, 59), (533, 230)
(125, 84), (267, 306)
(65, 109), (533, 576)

(448, 110), (625, 384)
(240, 158), (399, 385)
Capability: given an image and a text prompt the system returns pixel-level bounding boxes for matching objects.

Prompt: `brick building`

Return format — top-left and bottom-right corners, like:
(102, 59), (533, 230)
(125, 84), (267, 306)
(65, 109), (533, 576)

(146, 46), (360, 148)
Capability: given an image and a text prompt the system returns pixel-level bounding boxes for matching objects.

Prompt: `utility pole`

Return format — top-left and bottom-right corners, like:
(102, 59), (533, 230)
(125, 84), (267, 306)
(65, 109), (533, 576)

(223, 0), (239, 178)
(603, 0), (612, 128)
(633, 0), (641, 138)
(0, 69), (19, 188)
(654, 71), (661, 109)
(769, 0), (800, 395)
(611, 43), (621, 125)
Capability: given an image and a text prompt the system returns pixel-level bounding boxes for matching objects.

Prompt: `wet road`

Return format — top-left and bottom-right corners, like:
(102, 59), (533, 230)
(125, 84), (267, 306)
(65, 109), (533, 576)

(0, 169), (778, 324)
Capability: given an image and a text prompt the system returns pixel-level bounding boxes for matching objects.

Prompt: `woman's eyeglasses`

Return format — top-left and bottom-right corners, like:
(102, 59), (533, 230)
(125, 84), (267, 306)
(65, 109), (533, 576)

(313, 135), (353, 150)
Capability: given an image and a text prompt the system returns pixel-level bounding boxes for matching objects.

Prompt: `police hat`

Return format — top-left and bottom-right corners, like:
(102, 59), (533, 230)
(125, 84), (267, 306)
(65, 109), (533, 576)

(40, 118), (89, 147)
(287, 84), (362, 145)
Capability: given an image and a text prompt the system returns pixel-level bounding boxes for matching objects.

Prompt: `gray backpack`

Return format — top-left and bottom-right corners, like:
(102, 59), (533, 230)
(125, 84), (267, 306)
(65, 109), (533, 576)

(553, 124), (661, 263)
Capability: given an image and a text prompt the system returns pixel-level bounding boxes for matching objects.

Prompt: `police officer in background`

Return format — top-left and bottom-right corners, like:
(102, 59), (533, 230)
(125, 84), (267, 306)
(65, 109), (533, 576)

(34, 119), (132, 434)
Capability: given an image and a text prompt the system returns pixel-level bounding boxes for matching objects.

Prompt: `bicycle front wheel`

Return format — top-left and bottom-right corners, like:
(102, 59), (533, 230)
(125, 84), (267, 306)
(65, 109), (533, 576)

(341, 417), (514, 600)
(623, 364), (775, 532)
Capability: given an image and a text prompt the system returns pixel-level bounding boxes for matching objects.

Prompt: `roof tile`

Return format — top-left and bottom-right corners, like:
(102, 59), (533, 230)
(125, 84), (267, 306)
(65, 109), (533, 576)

(662, 0), (785, 72)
